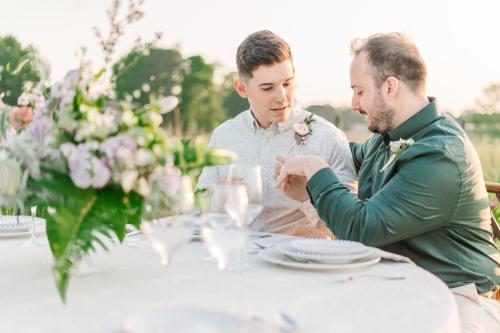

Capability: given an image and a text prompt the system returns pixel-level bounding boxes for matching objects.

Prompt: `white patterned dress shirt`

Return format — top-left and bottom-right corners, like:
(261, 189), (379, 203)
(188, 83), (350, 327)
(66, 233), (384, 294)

(197, 107), (357, 238)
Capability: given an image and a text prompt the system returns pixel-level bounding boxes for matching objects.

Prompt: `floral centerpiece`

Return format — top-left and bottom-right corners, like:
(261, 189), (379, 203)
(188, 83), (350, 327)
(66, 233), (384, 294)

(0, 64), (234, 302)
(0, 0), (236, 302)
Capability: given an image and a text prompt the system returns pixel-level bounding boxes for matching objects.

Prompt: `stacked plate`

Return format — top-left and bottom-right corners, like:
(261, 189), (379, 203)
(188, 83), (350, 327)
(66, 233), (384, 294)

(259, 239), (380, 270)
(0, 215), (45, 239)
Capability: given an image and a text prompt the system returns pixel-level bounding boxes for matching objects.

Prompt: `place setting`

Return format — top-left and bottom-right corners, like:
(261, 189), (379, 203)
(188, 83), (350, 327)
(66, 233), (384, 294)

(258, 238), (382, 271)
(0, 207), (46, 241)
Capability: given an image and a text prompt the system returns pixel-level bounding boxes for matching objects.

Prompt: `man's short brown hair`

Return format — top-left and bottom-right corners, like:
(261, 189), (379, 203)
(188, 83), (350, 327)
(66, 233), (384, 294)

(236, 30), (293, 79)
(351, 33), (427, 92)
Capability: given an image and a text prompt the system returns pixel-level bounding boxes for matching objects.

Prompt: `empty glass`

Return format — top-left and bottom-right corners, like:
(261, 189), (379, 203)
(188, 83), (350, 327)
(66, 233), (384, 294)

(22, 206), (46, 247)
(202, 184), (249, 271)
(226, 164), (263, 227)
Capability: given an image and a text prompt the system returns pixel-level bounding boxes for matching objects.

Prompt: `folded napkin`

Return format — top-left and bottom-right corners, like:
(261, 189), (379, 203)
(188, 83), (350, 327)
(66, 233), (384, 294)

(370, 247), (414, 264)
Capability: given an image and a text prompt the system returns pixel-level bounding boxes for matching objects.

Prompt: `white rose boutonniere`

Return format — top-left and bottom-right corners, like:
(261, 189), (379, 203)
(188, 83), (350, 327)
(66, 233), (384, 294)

(293, 114), (315, 145)
(380, 138), (415, 172)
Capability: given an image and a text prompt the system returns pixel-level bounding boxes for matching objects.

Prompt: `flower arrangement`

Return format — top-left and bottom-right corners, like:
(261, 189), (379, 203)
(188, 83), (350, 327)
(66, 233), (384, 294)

(293, 114), (315, 145)
(380, 138), (415, 172)
(0, 0), (236, 302)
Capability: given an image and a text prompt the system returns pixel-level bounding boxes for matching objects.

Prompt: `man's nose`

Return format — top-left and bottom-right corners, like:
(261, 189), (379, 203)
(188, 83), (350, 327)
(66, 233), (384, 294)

(351, 96), (360, 112)
(275, 86), (287, 103)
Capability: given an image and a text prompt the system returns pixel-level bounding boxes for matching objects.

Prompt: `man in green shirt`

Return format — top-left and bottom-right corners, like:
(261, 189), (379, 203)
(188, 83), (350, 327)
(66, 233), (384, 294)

(276, 33), (500, 331)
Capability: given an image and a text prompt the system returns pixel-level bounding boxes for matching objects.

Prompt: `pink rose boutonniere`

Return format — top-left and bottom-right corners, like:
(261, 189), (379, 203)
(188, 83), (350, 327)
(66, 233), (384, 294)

(293, 114), (315, 145)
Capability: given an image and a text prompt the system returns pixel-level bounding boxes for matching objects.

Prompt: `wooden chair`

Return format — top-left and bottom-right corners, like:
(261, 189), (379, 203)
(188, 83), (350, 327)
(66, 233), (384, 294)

(486, 181), (500, 240)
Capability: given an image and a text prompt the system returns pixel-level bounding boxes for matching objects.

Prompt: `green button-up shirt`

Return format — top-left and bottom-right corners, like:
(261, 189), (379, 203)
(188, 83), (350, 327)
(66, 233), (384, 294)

(307, 98), (500, 293)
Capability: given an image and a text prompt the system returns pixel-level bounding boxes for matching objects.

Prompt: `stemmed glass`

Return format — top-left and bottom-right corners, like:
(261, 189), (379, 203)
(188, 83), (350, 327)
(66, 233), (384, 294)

(201, 184), (249, 310)
(202, 184), (249, 271)
(226, 164), (263, 227)
(140, 172), (194, 305)
(22, 206), (45, 247)
(141, 186), (194, 267)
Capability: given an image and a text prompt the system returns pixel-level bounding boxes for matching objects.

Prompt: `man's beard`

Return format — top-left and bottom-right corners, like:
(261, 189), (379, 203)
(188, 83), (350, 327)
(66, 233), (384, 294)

(368, 93), (395, 134)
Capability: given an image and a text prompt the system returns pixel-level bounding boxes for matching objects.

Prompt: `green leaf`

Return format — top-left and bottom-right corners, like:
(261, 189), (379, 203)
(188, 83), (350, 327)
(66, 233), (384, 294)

(32, 170), (143, 302)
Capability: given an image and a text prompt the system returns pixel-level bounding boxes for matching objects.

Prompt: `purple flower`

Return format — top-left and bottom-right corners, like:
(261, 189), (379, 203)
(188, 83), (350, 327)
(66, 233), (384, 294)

(65, 143), (111, 189)
(26, 115), (54, 144)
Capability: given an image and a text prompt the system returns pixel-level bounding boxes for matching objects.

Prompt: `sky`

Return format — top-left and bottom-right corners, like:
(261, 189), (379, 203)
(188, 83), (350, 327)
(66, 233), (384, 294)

(2, 0), (500, 114)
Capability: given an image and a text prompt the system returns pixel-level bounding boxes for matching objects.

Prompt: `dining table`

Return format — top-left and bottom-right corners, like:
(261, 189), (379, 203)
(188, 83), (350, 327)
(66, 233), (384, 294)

(0, 231), (461, 332)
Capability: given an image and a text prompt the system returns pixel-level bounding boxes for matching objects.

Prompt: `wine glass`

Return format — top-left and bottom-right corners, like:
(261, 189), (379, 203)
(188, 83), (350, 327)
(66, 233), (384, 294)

(141, 188), (194, 268)
(202, 184), (249, 271)
(140, 173), (194, 306)
(226, 164), (263, 228)
(22, 206), (46, 247)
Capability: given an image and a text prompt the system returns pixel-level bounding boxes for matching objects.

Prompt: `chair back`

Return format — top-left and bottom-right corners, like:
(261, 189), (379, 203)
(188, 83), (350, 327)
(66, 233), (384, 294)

(486, 181), (500, 240)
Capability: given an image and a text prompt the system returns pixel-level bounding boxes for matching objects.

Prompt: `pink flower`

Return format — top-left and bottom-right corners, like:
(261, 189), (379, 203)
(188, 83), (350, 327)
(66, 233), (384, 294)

(293, 122), (309, 136)
(8, 107), (33, 129)
(162, 165), (181, 196)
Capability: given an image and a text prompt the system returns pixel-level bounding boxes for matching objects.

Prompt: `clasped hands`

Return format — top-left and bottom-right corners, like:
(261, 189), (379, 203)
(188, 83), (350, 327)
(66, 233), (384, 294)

(274, 155), (329, 202)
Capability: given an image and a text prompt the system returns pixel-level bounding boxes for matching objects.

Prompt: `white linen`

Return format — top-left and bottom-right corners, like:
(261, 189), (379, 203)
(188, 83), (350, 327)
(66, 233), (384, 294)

(0, 237), (460, 333)
(196, 107), (356, 236)
(452, 284), (500, 332)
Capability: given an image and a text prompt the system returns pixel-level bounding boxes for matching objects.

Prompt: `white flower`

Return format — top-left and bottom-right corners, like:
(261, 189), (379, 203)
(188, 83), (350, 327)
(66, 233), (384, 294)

(116, 146), (135, 165)
(150, 112), (163, 127)
(17, 93), (31, 106)
(121, 110), (138, 127)
(171, 85), (182, 96)
(389, 138), (415, 155)
(156, 96), (178, 114)
(136, 177), (151, 197)
(121, 170), (139, 193)
(60, 143), (76, 159)
(0, 151), (23, 196)
(381, 138), (415, 172)
(135, 149), (153, 167)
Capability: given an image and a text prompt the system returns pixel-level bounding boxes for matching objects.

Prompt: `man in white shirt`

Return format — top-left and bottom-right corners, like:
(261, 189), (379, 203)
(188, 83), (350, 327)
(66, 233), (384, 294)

(197, 30), (356, 238)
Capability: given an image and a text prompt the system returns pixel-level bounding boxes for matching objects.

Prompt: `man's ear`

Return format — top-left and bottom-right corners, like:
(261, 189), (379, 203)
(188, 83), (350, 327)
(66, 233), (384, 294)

(234, 78), (248, 98)
(384, 76), (399, 99)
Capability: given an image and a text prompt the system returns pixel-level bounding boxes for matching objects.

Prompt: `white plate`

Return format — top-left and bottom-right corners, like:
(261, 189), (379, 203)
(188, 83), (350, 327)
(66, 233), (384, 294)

(103, 307), (279, 333)
(291, 239), (367, 255)
(0, 228), (45, 239)
(276, 242), (374, 264)
(0, 216), (45, 235)
(259, 246), (381, 271)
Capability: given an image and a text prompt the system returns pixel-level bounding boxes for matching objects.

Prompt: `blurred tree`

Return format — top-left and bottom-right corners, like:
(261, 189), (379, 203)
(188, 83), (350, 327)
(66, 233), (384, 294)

(0, 35), (47, 105)
(113, 47), (183, 106)
(306, 104), (364, 130)
(476, 81), (500, 114)
(221, 72), (249, 119)
(179, 55), (226, 135)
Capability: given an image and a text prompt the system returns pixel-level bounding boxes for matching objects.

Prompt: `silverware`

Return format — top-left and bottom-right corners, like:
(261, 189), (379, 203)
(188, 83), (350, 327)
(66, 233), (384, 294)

(277, 312), (298, 332)
(330, 274), (406, 283)
(248, 234), (272, 239)
(253, 241), (267, 249)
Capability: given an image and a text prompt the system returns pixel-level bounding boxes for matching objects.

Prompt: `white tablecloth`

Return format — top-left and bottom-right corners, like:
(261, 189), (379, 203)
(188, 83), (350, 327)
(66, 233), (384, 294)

(0, 236), (460, 332)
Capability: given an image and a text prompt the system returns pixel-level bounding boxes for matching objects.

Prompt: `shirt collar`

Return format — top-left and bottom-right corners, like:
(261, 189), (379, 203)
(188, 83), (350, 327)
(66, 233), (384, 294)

(248, 106), (304, 134)
(385, 97), (440, 142)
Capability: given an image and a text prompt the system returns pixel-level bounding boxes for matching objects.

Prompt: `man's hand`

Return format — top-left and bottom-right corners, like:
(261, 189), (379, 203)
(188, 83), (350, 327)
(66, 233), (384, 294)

(275, 155), (329, 200)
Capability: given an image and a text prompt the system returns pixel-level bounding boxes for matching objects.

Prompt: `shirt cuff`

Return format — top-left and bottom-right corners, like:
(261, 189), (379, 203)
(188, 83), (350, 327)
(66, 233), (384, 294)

(307, 167), (342, 205)
(299, 199), (320, 224)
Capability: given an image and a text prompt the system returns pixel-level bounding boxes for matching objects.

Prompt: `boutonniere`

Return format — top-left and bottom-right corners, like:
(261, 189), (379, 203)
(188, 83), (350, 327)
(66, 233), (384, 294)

(380, 138), (415, 172)
(293, 114), (315, 145)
